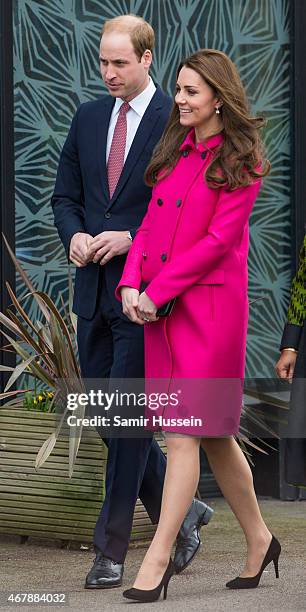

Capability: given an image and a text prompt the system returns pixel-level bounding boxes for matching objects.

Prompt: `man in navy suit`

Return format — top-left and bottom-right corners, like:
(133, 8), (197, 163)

(52, 14), (213, 589)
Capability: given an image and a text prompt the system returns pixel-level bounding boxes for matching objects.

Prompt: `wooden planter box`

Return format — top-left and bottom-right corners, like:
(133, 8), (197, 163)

(0, 409), (164, 543)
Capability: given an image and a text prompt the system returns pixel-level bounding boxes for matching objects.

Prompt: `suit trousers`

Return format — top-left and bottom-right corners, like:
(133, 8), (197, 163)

(284, 323), (306, 487)
(76, 271), (166, 562)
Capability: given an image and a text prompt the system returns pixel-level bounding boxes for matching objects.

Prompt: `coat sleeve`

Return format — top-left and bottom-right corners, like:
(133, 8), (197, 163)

(51, 106), (86, 257)
(280, 232), (306, 350)
(144, 179), (262, 309)
(115, 204), (152, 300)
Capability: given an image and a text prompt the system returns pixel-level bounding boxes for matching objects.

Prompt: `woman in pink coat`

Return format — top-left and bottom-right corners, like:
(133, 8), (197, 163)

(116, 49), (281, 602)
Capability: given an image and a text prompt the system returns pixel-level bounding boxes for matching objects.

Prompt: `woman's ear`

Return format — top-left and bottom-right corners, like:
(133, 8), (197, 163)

(214, 97), (223, 109)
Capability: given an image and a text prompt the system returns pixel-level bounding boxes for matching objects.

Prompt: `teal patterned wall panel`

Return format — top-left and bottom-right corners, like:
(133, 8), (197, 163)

(13, 0), (291, 376)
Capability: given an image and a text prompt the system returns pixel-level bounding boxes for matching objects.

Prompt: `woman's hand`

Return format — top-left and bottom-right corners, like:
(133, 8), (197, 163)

(137, 292), (159, 323)
(121, 287), (145, 325)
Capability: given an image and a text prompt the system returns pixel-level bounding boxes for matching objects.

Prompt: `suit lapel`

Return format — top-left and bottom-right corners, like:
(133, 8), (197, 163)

(105, 88), (165, 211)
(96, 97), (115, 203)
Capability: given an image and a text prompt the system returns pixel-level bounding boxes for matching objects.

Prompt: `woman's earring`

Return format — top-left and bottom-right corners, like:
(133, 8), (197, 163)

(215, 106), (220, 114)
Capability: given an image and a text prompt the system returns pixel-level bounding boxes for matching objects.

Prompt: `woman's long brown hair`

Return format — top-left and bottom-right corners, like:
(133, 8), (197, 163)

(145, 49), (270, 190)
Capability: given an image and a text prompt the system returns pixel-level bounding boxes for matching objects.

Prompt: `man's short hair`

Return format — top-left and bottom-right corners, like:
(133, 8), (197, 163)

(101, 14), (155, 60)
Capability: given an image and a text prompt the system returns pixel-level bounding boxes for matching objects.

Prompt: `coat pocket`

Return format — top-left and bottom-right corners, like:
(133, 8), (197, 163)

(195, 269), (224, 320)
(195, 269), (225, 285)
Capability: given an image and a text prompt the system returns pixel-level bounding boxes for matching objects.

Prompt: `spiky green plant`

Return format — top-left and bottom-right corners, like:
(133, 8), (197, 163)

(0, 235), (86, 477)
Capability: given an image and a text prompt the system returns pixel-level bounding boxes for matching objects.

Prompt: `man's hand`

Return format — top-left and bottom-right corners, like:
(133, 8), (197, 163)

(137, 291), (159, 323)
(88, 231), (131, 265)
(121, 287), (145, 325)
(275, 349), (298, 382)
(69, 232), (93, 267)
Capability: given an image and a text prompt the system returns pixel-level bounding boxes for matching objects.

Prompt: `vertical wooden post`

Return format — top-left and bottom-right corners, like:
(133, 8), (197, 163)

(0, 0), (15, 390)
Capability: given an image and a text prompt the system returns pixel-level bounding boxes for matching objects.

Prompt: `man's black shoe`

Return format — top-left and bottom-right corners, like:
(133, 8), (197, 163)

(84, 552), (123, 589)
(174, 499), (214, 574)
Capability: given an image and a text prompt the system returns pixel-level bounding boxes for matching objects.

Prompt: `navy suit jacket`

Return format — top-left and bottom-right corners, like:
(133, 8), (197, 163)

(51, 86), (172, 319)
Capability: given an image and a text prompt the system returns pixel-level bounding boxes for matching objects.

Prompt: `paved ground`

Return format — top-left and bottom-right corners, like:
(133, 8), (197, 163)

(0, 498), (305, 612)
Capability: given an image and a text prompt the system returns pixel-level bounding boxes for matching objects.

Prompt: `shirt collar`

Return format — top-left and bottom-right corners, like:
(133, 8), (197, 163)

(179, 128), (224, 153)
(114, 76), (156, 118)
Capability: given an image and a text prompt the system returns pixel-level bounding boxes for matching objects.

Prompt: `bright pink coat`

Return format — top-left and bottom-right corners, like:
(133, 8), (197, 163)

(116, 129), (262, 435)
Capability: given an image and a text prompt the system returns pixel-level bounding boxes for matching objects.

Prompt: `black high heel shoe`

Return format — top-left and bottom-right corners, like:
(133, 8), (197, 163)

(123, 559), (175, 602)
(226, 534), (281, 589)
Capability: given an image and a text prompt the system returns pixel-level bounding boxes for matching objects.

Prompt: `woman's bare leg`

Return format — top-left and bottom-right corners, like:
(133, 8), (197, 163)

(201, 436), (272, 577)
(132, 434), (201, 590)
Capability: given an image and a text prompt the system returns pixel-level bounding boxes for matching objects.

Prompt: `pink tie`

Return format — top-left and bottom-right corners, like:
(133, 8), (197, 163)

(107, 101), (130, 198)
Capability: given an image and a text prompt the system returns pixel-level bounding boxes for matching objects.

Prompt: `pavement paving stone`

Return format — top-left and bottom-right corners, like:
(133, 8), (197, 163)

(0, 498), (305, 612)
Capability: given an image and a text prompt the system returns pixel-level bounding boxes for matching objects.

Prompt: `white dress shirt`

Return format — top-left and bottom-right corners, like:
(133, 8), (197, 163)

(106, 76), (157, 164)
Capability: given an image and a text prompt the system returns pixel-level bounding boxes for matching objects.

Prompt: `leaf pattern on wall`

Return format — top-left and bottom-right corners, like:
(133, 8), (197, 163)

(13, 0), (291, 376)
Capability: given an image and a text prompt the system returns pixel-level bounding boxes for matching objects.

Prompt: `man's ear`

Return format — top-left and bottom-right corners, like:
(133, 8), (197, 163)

(142, 49), (152, 68)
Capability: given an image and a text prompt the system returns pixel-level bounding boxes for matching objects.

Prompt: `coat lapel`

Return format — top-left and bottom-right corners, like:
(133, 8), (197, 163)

(96, 96), (115, 203)
(105, 88), (165, 211)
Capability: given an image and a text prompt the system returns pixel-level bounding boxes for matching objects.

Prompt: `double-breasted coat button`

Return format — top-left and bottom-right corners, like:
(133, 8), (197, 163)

(201, 151), (207, 159)
(182, 150), (189, 157)
(161, 253), (167, 262)
(104, 212), (111, 219)
(142, 252), (147, 259)
(176, 199), (182, 207)
(157, 198), (163, 206)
